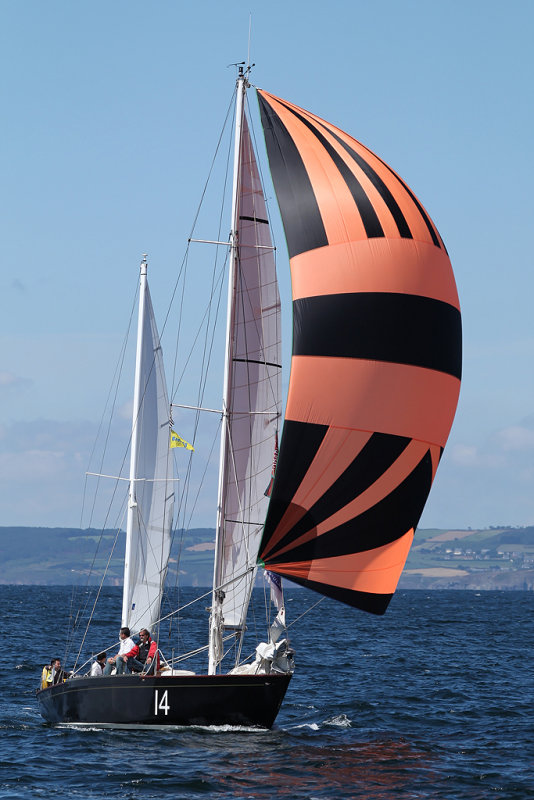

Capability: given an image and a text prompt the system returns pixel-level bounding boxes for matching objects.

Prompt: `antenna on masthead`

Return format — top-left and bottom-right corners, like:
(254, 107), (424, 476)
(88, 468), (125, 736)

(227, 61), (254, 83)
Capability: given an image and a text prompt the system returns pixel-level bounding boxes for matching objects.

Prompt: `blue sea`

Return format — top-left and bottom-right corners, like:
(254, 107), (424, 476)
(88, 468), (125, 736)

(2, 586), (533, 799)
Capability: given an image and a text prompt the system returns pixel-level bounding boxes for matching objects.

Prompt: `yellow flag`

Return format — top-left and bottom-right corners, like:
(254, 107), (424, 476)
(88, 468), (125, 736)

(170, 430), (194, 451)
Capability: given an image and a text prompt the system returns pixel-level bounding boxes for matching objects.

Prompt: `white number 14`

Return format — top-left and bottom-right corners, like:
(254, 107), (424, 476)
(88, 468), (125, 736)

(154, 689), (170, 716)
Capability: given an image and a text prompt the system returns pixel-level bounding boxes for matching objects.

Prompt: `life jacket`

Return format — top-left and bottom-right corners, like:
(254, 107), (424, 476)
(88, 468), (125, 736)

(138, 638), (160, 670)
(41, 666), (53, 689)
(138, 639), (150, 663)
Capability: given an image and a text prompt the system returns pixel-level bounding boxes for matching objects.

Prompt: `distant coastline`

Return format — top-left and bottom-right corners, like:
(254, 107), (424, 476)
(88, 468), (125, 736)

(0, 525), (533, 590)
(398, 526), (534, 590)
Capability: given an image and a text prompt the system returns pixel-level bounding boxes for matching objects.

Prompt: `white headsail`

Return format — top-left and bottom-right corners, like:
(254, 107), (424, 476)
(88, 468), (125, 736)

(209, 84), (281, 671)
(122, 259), (174, 635)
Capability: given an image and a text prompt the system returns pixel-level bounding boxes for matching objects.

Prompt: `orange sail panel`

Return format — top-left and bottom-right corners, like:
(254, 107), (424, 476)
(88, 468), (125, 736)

(257, 89), (462, 615)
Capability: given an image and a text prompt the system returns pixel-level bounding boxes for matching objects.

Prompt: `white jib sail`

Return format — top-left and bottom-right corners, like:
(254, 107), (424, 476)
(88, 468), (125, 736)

(215, 112), (282, 643)
(122, 260), (174, 635)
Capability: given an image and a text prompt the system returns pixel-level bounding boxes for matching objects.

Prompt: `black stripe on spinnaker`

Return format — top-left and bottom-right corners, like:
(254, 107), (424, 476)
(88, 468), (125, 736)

(267, 447), (432, 564)
(268, 571), (393, 615)
(268, 433), (411, 559)
(274, 100), (384, 239)
(314, 122), (413, 240)
(293, 293), (462, 380)
(258, 93), (328, 259)
(278, 96), (444, 250)
(357, 140), (444, 249)
(260, 420), (328, 559)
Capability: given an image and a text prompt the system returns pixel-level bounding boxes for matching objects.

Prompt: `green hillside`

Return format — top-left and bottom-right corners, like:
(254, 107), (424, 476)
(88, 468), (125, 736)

(0, 526), (216, 586)
(1, 525), (533, 589)
(399, 526), (534, 589)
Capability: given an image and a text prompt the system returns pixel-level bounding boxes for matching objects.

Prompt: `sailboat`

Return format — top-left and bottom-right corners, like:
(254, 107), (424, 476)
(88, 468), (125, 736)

(36, 65), (461, 728)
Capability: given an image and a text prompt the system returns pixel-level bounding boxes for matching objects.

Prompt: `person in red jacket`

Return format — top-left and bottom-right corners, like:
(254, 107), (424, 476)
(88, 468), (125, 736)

(121, 629), (159, 674)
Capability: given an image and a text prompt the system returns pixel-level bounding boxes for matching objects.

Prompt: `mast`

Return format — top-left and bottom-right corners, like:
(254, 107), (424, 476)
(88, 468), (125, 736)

(208, 67), (248, 674)
(122, 255), (148, 627)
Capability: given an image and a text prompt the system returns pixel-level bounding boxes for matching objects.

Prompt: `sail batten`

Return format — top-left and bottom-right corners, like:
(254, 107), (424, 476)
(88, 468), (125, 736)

(257, 88), (461, 613)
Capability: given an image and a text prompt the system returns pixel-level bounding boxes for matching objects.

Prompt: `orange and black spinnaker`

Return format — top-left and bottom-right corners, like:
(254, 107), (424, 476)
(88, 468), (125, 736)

(257, 89), (461, 615)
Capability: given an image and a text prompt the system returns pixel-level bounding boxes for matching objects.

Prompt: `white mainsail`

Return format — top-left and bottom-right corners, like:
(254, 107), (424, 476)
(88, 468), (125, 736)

(122, 259), (174, 635)
(209, 98), (281, 671)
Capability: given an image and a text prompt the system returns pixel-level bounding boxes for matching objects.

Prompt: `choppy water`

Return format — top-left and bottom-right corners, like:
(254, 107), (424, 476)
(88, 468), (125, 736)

(2, 587), (533, 799)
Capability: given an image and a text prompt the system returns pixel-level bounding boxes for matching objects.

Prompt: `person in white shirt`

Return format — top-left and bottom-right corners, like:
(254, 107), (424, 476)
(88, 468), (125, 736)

(103, 628), (136, 675)
(90, 652), (107, 676)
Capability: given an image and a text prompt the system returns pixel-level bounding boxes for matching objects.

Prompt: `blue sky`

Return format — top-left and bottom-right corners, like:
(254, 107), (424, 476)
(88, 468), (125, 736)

(1, 0), (533, 530)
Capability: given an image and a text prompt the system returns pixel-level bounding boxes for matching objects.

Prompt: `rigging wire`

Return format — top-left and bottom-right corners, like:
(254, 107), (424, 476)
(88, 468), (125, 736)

(213, 88), (283, 663)
(67, 80), (291, 673)
(81, 282), (140, 530)
(162, 89), (237, 651)
(71, 267), (177, 662)
(286, 596), (326, 630)
(162, 248), (227, 635)
(165, 88), (236, 395)
(71, 501), (128, 670)
(64, 283), (139, 662)
(107, 92), (240, 651)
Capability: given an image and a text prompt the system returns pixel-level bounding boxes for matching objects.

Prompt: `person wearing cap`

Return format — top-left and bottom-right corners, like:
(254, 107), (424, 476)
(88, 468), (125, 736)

(90, 652), (107, 676)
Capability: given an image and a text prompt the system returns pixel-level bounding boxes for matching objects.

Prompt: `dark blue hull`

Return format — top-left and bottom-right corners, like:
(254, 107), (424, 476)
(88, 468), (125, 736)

(36, 672), (292, 729)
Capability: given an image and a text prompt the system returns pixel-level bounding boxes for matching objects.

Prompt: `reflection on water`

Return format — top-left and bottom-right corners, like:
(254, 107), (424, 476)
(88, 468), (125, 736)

(207, 737), (437, 799)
